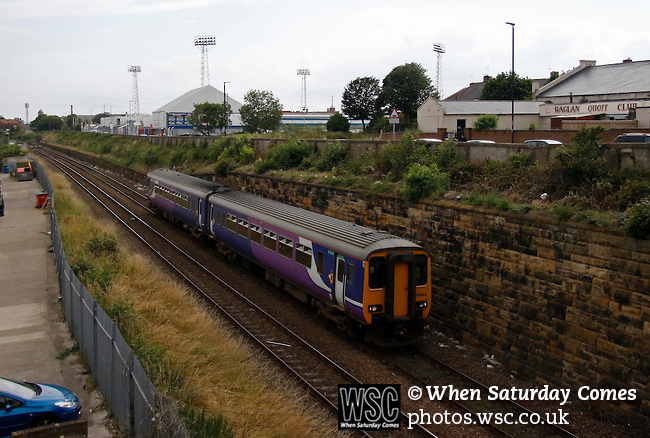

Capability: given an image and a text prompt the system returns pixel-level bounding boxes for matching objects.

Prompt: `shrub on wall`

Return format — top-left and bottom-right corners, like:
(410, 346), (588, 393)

(401, 163), (449, 202)
(622, 199), (650, 239)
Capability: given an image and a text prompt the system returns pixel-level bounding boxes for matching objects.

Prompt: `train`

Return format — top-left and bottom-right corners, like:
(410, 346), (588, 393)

(146, 168), (431, 344)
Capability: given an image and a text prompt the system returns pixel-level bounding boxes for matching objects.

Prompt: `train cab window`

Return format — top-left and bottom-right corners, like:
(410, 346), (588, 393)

(263, 230), (277, 251)
(296, 243), (312, 267)
(415, 254), (429, 286)
(279, 236), (293, 259)
(250, 224), (262, 244)
(238, 218), (249, 238)
(317, 251), (324, 274)
(368, 257), (386, 289)
(227, 214), (237, 232)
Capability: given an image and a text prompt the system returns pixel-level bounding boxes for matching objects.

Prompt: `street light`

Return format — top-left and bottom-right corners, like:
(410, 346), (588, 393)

(506, 22), (515, 143)
(223, 81), (230, 135)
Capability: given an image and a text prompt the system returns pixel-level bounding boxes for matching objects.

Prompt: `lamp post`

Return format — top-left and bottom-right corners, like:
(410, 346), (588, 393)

(506, 22), (515, 143)
(223, 81), (230, 135)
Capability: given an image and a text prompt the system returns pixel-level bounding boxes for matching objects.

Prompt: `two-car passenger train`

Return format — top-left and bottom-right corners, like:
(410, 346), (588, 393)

(146, 168), (431, 344)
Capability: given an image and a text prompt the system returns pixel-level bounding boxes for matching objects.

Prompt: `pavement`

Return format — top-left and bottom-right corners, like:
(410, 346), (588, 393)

(0, 172), (115, 437)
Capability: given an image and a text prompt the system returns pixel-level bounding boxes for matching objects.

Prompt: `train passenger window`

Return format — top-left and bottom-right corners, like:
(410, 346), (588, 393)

(296, 243), (312, 267)
(279, 236), (293, 259)
(250, 224), (262, 244)
(368, 257), (386, 289)
(238, 218), (249, 237)
(337, 258), (345, 282)
(263, 230), (277, 251)
(347, 264), (354, 283)
(415, 254), (429, 286)
(317, 251), (324, 274)
(227, 214), (237, 232)
(221, 211), (227, 227)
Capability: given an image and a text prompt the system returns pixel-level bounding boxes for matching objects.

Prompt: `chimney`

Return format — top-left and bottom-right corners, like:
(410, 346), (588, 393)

(579, 60), (597, 68)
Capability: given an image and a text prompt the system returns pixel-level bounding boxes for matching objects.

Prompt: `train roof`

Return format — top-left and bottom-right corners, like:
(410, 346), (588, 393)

(148, 168), (423, 258)
(147, 168), (227, 197)
(211, 189), (422, 259)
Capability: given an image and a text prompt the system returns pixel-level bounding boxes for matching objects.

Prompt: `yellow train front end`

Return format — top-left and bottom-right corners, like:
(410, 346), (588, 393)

(362, 250), (431, 345)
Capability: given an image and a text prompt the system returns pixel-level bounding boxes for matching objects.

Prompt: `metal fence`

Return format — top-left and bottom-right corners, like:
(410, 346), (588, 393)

(35, 160), (186, 438)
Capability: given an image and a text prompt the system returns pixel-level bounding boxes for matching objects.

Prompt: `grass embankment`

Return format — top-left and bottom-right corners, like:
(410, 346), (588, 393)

(47, 163), (334, 437)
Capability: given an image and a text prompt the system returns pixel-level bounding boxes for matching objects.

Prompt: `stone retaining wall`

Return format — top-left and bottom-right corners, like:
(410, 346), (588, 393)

(224, 171), (650, 421)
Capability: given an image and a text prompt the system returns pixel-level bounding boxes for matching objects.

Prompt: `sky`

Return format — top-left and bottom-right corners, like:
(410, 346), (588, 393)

(1, 0), (648, 122)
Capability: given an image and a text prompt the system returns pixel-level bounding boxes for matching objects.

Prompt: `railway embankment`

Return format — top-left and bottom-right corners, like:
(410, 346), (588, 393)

(224, 170), (650, 423)
(41, 140), (650, 423)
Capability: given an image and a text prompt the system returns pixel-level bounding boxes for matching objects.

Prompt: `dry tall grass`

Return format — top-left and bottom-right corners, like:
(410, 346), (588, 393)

(46, 165), (337, 437)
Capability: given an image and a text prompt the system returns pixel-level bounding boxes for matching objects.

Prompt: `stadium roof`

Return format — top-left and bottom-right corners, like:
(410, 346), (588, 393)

(153, 85), (242, 113)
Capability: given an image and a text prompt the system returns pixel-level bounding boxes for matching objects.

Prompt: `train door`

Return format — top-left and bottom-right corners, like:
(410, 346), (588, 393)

(392, 261), (409, 317)
(334, 254), (346, 307)
(386, 253), (415, 319)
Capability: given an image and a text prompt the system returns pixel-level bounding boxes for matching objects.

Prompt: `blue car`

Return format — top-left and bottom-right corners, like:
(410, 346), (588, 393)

(0, 377), (81, 437)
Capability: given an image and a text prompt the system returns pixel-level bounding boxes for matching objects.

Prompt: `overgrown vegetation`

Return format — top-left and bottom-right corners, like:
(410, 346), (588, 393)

(46, 127), (650, 238)
(47, 165), (334, 436)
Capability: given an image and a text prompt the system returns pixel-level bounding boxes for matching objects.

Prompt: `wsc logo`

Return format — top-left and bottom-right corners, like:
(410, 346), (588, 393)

(338, 384), (401, 430)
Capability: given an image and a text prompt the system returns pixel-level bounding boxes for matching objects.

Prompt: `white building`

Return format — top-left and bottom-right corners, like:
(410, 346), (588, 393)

(151, 85), (243, 136)
(417, 99), (544, 136)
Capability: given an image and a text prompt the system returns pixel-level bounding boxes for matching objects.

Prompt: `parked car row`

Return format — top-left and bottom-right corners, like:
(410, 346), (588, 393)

(417, 133), (650, 146)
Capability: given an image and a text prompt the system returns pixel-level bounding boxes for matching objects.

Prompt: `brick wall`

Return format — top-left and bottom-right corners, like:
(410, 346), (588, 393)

(225, 171), (650, 421)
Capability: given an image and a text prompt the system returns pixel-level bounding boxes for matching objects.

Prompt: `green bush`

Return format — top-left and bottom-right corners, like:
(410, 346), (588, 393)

(254, 139), (312, 173)
(433, 140), (465, 170)
(463, 190), (511, 211)
(377, 134), (431, 181)
(473, 114), (499, 130)
(312, 142), (348, 171)
(555, 127), (606, 187)
(87, 233), (119, 255)
(622, 199), (650, 239)
(400, 163), (449, 202)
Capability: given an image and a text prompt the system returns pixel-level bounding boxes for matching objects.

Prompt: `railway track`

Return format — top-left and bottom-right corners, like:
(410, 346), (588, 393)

(32, 146), (440, 437)
(371, 344), (580, 438)
(33, 145), (588, 437)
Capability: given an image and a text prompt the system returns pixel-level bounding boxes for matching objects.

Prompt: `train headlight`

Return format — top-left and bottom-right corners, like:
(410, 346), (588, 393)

(368, 304), (383, 313)
(416, 301), (428, 309)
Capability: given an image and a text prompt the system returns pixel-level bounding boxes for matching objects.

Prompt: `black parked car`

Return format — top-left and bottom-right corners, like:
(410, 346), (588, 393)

(612, 133), (650, 143)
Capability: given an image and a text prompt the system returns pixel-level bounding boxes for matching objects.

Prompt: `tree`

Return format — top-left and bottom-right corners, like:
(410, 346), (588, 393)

(92, 112), (110, 124)
(240, 89), (283, 133)
(31, 113), (63, 131)
(480, 72), (533, 100)
(215, 102), (233, 134)
(378, 63), (437, 128)
(326, 113), (350, 133)
(341, 76), (380, 131)
(188, 102), (223, 136)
